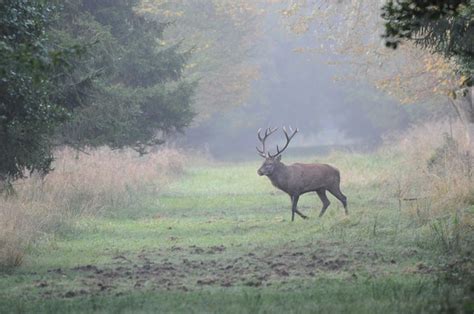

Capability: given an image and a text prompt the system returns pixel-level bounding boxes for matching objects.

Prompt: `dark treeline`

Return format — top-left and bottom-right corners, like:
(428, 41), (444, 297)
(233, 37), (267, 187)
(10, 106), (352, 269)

(0, 0), (194, 182)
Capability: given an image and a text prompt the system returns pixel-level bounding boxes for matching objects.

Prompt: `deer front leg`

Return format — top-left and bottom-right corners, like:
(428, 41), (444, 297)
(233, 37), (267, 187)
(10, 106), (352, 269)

(290, 195), (298, 222)
(291, 195), (307, 221)
(295, 209), (308, 219)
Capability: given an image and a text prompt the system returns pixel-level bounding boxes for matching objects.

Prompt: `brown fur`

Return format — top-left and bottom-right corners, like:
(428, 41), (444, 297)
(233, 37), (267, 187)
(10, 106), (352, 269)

(258, 156), (348, 221)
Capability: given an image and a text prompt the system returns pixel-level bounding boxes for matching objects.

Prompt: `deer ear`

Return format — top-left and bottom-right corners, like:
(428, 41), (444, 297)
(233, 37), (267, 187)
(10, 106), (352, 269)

(276, 155), (282, 161)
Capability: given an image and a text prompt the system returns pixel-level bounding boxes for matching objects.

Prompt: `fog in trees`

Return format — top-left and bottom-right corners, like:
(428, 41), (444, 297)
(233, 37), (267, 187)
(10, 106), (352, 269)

(1, 1), (472, 312)
(181, 7), (423, 159)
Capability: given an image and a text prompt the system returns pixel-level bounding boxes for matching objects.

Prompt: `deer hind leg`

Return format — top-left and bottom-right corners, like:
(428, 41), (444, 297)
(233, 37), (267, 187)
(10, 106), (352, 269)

(316, 189), (330, 217)
(327, 185), (348, 215)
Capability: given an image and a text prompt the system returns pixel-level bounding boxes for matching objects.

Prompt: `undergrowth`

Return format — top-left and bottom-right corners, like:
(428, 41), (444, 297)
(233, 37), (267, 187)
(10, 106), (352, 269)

(0, 147), (187, 268)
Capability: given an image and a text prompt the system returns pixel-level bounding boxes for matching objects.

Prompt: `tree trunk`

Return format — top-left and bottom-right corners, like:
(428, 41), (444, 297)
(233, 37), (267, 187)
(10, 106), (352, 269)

(468, 121), (474, 150)
(451, 86), (474, 151)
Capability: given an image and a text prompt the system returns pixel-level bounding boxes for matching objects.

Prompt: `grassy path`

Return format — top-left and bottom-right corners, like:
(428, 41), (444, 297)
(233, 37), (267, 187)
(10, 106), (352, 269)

(0, 158), (472, 313)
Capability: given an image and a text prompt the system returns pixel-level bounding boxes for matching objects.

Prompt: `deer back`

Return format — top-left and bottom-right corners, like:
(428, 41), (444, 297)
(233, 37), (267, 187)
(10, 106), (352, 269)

(269, 162), (340, 195)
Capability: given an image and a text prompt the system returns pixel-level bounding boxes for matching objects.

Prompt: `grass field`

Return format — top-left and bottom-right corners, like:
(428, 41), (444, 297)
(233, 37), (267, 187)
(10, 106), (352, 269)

(0, 152), (473, 313)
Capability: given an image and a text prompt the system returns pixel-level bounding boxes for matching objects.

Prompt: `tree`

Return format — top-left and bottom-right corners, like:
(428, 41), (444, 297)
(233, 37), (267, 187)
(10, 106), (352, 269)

(1, 0), (196, 188)
(0, 0), (79, 184)
(382, 0), (474, 148)
(54, 0), (196, 155)
(138, 0), (263, 121)
(275, 1), (464, 126)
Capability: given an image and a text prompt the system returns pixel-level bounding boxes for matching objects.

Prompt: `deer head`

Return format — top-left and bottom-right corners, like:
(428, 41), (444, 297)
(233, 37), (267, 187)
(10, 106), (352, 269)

(256, 126), (298, 176)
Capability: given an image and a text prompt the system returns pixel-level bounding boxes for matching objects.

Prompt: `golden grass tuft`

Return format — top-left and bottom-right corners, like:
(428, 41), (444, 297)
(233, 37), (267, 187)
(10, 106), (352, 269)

(0, 147), (187, 268)
(0, 199), (64, 268)
(382, 121), (474, 251)
(384, 121), (473, 215)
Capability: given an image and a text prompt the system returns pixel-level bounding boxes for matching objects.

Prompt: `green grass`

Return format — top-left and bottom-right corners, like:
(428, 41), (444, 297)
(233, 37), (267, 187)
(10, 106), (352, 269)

(0, 155), (473, 313)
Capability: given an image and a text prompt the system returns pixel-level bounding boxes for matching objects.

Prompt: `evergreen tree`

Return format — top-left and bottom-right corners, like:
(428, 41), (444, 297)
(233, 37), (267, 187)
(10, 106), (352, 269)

(55, 0), (195, 155)
(1, 0), (195, 186)
(382, 0), (473, 85)
(0, 0), (79, 182)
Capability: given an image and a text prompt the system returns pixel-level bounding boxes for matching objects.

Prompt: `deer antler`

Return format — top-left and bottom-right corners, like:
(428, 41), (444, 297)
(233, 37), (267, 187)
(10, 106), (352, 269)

(268, 126), (298, 158)
(256, 127), (278, 158)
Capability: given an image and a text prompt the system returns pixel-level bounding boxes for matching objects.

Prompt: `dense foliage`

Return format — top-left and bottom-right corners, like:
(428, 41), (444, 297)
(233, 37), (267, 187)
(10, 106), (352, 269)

(0, 0), (195, 183)
(382, 0), (474, 85)
(55, 0), (195, 155)
(0, 0), (74, 181)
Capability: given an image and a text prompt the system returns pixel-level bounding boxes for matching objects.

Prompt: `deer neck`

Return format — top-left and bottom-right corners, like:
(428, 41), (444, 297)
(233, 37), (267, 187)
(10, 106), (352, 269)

(267, 162), (290, 191)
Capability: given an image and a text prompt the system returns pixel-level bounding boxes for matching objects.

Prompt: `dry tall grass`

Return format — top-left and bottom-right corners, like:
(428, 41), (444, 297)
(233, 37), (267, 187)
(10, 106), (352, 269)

(384, 122), (473, 213)
(382, 121), (474, 251)
(0, 147), (187, 268)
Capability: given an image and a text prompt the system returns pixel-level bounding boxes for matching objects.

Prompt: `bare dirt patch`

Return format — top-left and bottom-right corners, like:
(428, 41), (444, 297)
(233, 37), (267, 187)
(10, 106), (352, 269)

(38, 242), (396, 298)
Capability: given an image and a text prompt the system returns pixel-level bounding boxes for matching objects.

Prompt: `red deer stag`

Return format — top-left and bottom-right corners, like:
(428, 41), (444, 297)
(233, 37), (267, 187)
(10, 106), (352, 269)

(256, 127), (348, 221)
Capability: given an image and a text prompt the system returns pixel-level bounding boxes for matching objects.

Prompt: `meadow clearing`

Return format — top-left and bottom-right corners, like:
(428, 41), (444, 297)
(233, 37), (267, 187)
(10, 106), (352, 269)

(0, 124), (473, 313)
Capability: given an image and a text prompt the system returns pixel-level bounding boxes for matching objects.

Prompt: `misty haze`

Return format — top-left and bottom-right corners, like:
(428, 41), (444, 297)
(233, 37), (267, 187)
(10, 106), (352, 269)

(1, 1), (473, 313)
